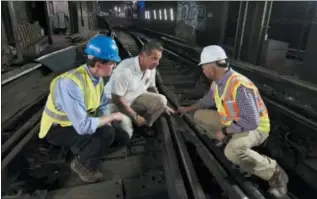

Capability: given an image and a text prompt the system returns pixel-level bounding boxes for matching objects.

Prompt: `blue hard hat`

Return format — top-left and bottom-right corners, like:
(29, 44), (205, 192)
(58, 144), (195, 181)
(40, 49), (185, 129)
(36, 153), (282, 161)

(84, 35), (121, 62)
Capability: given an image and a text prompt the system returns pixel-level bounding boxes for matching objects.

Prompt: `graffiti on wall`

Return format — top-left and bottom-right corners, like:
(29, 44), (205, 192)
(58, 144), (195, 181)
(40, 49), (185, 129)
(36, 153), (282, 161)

(176, 1), (211, 32)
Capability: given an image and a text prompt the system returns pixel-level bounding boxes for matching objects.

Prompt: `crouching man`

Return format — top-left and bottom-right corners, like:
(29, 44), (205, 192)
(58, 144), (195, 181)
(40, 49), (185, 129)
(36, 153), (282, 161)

(104, 41), (174, 137)
(38, 35), (130, 183)
(177, 45), (289, 198)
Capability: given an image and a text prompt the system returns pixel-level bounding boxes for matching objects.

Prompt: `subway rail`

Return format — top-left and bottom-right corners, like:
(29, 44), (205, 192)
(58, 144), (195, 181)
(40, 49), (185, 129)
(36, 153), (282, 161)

(112, 24), (317, 191)
(112, 28), (317, 199)
(1, 23), (317, 199)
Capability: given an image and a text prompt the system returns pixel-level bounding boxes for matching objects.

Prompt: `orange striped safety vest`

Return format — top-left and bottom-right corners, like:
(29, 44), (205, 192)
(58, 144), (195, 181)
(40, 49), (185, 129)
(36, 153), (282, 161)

(212, 71), (270, 133)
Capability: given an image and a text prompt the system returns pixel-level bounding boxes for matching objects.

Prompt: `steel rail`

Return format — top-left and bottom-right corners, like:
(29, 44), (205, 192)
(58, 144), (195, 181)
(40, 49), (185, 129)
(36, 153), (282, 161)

(114, 28), (252, 199)
(112, 31), (189, 199)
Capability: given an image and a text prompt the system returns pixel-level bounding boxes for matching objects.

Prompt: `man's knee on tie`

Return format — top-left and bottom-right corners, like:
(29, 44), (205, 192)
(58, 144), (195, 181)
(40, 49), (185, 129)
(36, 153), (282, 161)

(224, 140), (248, 165)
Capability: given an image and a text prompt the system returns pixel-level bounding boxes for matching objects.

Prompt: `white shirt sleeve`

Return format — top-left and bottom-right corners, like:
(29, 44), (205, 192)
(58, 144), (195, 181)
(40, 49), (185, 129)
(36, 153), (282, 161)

(148, 69), (156, 88)
(111, 70), (129, 96)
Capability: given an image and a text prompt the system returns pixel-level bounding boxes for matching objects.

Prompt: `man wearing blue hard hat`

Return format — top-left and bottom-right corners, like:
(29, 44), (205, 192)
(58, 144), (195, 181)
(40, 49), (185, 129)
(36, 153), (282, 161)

(38, 35), (129, 183)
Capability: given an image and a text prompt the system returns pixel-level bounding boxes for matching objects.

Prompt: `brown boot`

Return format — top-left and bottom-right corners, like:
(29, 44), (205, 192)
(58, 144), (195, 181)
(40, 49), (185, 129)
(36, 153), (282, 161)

(70, 157), (104, 183)
(268, 164), (289, 198)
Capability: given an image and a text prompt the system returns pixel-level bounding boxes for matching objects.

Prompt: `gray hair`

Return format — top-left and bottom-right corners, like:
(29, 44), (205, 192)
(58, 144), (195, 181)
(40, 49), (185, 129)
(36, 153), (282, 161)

(216, 59), (229, 68)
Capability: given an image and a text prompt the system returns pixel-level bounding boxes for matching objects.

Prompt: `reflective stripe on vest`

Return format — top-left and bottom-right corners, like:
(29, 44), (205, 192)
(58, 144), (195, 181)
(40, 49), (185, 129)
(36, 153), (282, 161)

(213, 73), (240, 123)
(213, 72), (270, 133)
(44, 106), (69, 122)
(38, 66), (104, 139)
(44, 69), (86, 123)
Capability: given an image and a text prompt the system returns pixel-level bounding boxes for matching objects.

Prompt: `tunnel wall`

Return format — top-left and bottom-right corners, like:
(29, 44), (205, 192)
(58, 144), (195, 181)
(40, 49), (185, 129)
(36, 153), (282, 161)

(300, 4), (317, 84)
(176, 1), (229, 45)
(105, 16), (176, 35)
(76, 2), (97, 33)
(13, 1), (29, 22)
(102, 0), (177, 36)
(1, 18), (11, 67)
(103, 1), (228, 46)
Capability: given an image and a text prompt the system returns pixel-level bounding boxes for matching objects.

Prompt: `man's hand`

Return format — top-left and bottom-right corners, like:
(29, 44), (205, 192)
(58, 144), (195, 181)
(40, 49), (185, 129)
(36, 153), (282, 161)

(177, 106), (192, 116)
(165, 106), (175, 115)
(215, 130), (226, 142)
(99, 112), (124, 127)
(135, 115), (146, 127)
(110, 112), (124, 122)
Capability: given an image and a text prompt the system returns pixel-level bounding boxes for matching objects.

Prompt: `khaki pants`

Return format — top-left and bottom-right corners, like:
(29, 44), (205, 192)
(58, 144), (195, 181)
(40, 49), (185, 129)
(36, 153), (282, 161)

(107, 92), (167, 137)
(193, 109), (276, 181)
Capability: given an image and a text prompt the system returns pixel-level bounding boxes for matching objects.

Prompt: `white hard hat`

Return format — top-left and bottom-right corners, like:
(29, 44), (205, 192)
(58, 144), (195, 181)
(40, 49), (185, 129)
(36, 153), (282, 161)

(199, 45), (228, 65)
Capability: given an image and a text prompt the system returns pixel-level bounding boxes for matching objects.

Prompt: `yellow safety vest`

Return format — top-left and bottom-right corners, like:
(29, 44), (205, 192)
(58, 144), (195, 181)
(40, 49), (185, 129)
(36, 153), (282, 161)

(212, 72), (270, 133)
(38, 65), (104, 138)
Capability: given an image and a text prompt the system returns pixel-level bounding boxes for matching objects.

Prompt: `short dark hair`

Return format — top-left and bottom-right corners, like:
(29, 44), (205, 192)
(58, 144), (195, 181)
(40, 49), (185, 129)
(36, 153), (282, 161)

(86, 57), (112, 67)
(140, 41), (163, 56)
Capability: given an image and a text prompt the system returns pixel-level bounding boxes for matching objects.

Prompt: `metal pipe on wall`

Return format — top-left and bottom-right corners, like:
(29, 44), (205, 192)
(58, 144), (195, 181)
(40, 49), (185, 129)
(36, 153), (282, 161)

(258, 1), (273, 66)
(44, 1), (53, 44)
(219, 2), (229, 46)
(7, 1), (24, 63)
(255, 1), (273, 65)
(237, 2), (249, 60)
(232, 1), (243, 59)
(236, 2), (249, 61)
(296, 2), (312, 64)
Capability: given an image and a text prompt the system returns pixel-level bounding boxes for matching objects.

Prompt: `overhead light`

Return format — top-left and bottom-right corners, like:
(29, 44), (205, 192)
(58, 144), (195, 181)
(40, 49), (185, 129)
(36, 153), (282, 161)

(164, 9), (167, 20)
(170, 8), (174, 21)
(153, 10), (157, 20)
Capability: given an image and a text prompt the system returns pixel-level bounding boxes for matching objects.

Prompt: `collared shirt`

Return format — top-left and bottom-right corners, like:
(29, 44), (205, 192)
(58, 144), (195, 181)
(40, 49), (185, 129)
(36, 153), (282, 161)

(196, 68), (260, 133)
(104, 56), (156, 105)
(53, 64), (110, 135)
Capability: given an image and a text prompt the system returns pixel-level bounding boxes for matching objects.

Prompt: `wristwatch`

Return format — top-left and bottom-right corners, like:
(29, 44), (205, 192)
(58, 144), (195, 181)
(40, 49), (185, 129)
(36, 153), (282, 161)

(221, 127), (229, 136)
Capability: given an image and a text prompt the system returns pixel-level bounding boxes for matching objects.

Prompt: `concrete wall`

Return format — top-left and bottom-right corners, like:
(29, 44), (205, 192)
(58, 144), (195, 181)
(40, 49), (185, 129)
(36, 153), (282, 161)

(1, 18), (11, 67)
(139, 19), (176, 35)
(175, 1), (198, 43)
(53, 1), (69, 14)
(13, 1), (29, 22)
(103, 16), (175, 35)
(300, 4), (317, 84)
(46, 1), (97, 35)
(1, 18), (8, 46)
(174, 1), (228, 45)
(102, 1), (228, 46)
(76, 2), (97, 33)
(1, 1), (29, 49)
(1, 1), (29, 65)
(268, 1), (316, 50)
(100, 1), (177, 35)
(195, 1), (228, 46)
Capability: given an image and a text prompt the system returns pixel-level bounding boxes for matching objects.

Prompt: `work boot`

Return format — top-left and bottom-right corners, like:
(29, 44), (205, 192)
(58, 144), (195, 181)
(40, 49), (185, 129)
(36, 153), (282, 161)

(70, 156), (104, 183)
(268, 164), (289, 198)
